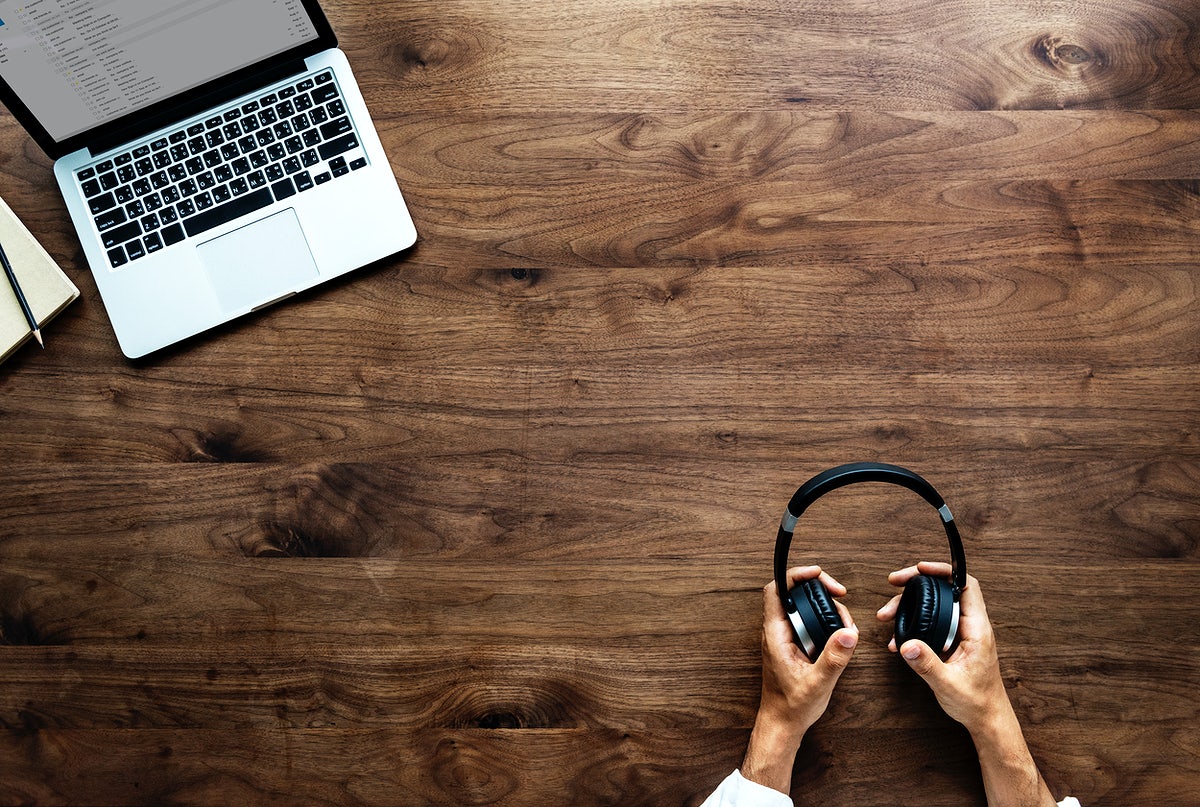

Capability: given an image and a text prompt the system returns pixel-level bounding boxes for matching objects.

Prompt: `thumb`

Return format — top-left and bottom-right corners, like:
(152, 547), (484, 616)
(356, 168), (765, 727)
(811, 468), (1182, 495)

(817, 626), (858, 678)
(900, 639), (945, 683)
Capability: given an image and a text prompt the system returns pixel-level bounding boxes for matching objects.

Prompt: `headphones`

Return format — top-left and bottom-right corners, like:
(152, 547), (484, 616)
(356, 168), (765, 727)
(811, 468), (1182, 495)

(773, 461), (967, 660)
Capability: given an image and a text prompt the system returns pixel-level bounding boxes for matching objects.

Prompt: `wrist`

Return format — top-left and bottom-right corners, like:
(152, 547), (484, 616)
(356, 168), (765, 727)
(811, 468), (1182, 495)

(967, 700), (1028, 759)
(740, 712), (804, 794)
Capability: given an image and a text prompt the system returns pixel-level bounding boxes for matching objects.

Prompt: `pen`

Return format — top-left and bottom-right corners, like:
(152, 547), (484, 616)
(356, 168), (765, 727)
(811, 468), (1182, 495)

(0, 240), (42, 349)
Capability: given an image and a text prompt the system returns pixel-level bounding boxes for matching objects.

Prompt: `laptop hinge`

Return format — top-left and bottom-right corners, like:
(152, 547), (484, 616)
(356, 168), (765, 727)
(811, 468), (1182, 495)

(88, 58), (310, 157)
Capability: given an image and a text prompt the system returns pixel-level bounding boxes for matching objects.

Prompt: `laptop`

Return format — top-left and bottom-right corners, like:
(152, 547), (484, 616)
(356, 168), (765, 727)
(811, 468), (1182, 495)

(0, 0), (417, 358)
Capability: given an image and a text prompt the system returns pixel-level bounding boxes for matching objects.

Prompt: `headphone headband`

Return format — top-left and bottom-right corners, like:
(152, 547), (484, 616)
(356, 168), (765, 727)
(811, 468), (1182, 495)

(773, 462), (967, 614)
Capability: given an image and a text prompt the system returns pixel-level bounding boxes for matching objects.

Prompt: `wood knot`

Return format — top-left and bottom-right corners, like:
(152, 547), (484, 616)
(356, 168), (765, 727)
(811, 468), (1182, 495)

(1031, 35), (1104, 73)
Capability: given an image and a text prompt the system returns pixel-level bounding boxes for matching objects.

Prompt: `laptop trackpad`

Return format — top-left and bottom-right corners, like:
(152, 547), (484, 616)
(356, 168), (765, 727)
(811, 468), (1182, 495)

(197, 209), (319, 313)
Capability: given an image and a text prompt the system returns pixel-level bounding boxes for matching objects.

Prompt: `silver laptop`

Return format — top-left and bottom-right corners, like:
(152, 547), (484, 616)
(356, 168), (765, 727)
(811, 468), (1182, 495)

(0, 0), (417, 358)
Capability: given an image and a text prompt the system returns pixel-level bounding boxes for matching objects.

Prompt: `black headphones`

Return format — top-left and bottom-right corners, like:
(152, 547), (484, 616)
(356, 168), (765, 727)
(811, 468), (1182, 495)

(773, 462), (967, 660)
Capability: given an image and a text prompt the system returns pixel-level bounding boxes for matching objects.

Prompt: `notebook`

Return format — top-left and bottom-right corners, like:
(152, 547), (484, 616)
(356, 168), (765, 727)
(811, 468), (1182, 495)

(0, 0), (416, 358)
(0, 194), (79, 363)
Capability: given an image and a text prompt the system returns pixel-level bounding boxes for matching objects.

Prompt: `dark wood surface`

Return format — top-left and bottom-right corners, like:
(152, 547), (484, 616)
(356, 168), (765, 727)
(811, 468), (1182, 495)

(1, 1), (1198, 804)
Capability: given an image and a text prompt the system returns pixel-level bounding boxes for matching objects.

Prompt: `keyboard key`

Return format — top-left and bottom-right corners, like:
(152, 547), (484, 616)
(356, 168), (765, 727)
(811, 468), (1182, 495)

(266, 164), (285, 182)
(315, 71), (332, 84)
(115, 185), (135, 204)
(197, 171), (216, 190)
(298, 78), (315, 91)
(141, 213), (160, 231)
(319, 133), (359, 161)
(162, 222), (185, 245)
(94, 207), (127, 231)
(117, 165), (136, 183)
(320, 117), (352, 139)
(144, 193), (163, 212)
(188, 136), (206, 155)
(160, 206), (179, 224)
(278, 86), (296, 100)
(151, 138), (169, 151)
(153, 151), (172, 169)
(195, 191), (214, 210)
(314, 172), (332, 185)
(260, 93), (278, 106)
(301, 149), (319, 167)
(161, 187), (181, 205)
(187, 123), (205, 136)
(283, 156), (301, 174)
(78, 167), (97, 180)
(267, 143), (286, 162)
(249, 150), (269, 169)
(177, 199), (196, 218)
(101, 221), (141, 249)
(135, 158), (154, 176)
(170, 144), (189, 162)
(247, 170), (267, 189)
(312, 85), (338, 104)
(115, 153), (133, 166)
(125, 200), (145, 218)
(144, 232), (164, 253)
(327, 100), (345, 117)
(230, 177), (250, 196)
(350, 157), (367, 171)
(224, 108), (242, 122)
(88, 191), (116, 214)
(125, 238), (145, 261)
(150, 170), (170, 189)
(241, 100), (260, 114)
(182, 187), (273, 237)
(132, 145), (151, 158)
(132, 178), (151, 196)
(212, 184), (232, 203)
(96, 159), (114, 172)
(294, 171), (314, 191)
(271, 177), (295, 200)
(205, 116), (223, 129)
(108, 246), (127, 267)
(169, 130), (188, 143)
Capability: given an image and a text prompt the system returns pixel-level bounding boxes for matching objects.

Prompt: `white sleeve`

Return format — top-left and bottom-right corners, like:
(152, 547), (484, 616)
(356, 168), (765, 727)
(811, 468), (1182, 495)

(698, 770), (794, 807)
(1057, 799), (1082, 807)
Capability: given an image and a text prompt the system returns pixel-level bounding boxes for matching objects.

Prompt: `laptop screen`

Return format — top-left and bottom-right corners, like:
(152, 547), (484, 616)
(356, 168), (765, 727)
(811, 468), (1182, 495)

(0, 0), (320, 142)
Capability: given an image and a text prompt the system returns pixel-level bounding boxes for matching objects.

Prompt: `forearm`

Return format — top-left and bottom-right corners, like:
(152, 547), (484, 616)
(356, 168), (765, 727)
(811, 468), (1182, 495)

(739, 713), (804, 795)
(968, 706), (1056, 807)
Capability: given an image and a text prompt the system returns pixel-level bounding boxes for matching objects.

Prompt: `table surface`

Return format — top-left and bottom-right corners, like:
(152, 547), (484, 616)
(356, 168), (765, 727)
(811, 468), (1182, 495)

(1, 1), (1198, 804)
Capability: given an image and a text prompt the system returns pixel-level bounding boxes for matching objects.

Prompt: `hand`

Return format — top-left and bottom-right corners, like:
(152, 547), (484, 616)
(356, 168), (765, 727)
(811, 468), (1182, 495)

(877, 562), (1057, 806)
(875, 561), (1007, 731)
(740, 566), (859, 793)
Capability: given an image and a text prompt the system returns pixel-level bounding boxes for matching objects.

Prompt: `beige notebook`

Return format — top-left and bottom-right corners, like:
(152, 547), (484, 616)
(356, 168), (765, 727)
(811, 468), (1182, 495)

(0, 195), (79, 363)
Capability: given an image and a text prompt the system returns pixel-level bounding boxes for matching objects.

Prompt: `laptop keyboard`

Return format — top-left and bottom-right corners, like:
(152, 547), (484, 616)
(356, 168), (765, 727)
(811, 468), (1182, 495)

(74, 70), (369, 269)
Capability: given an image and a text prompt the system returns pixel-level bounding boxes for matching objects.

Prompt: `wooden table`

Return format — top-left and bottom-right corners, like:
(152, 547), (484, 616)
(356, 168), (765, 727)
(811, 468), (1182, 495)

(1, 1), (1198, 803)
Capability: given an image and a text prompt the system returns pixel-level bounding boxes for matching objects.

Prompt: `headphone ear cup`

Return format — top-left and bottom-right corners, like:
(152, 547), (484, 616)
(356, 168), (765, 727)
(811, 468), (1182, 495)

(788, 577), (844, 659)
(895, 574), (957, 653)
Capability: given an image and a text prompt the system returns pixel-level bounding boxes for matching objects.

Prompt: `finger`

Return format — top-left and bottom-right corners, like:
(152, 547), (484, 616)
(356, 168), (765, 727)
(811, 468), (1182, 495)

(900, 639), (948, 687)
(784, 565), (848, 598)
(815, 626), (858, 679)
(876, 593), (902, 622)
(887, 560), (953, 587)
(833, 598), (856, 630)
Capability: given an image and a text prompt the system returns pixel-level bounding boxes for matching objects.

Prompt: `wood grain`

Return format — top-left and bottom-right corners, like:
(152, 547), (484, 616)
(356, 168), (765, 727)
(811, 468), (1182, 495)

(1, 0), (1198, 804)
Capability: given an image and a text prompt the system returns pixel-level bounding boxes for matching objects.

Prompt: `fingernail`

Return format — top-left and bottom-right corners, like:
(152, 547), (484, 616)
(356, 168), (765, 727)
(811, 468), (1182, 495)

(836, 630), (857, 649)
(901, 644), (920, 660)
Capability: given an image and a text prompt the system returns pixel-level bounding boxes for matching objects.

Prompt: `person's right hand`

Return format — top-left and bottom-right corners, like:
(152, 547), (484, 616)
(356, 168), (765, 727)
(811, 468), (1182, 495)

(875, 562), (1008, 732)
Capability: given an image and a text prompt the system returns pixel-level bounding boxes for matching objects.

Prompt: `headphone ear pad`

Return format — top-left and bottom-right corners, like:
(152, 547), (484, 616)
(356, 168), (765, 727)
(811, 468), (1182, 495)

(789, 577), (844, 658)
(895, 574), (956, 652)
